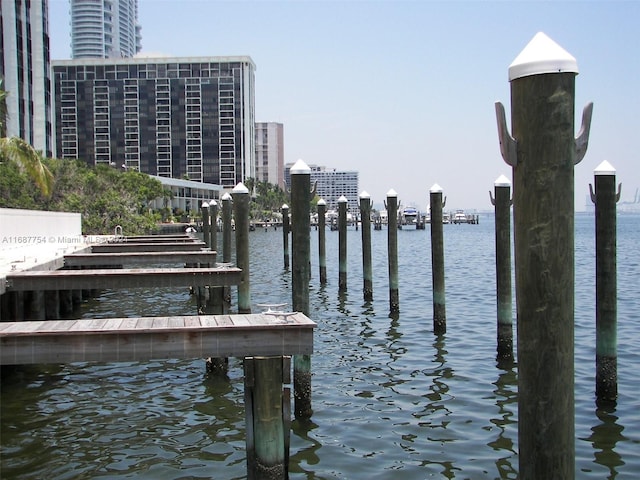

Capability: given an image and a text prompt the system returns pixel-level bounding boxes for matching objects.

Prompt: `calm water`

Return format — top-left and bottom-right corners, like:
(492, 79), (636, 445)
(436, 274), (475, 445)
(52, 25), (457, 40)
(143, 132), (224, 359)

(2, 213), (639, 479)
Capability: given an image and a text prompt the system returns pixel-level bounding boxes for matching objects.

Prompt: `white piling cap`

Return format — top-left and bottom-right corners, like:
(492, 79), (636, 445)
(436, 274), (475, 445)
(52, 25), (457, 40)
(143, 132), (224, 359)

(202, 201), (209, 208)
(317, 198), (327, 206)
(494, 174), (512, 187)
(338, 195), (348, 203)
(594, 160), (616, 176)
(290, 159), (311, 174)
(508, 32), (578, 81)
(430, 183), (443, 193)
(232, 182), (249, 194)
(386, 189), (397, 197)
(210, 199), (218, 206)
(359, 190), (370, 199)
(281, 203), (289, 209)
(221, 192), (232, 200)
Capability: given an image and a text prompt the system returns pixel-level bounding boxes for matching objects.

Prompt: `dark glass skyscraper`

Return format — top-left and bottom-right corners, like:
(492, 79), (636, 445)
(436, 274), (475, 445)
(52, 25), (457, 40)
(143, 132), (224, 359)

(52, 56), (255, 187)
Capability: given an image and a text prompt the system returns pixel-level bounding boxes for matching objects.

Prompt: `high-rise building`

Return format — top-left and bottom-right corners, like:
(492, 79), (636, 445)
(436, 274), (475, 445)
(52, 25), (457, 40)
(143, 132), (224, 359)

(52, 56), (256, 188)
(285, 163), (359, 212)
(255, 122), (284, 189)
(71, 0), (142, 59)
(0, 0), (53, 156)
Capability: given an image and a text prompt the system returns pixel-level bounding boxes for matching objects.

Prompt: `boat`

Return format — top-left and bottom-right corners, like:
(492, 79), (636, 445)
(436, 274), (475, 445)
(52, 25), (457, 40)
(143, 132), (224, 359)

(452, 210), (468, 224)
(400, 206), (418, 225)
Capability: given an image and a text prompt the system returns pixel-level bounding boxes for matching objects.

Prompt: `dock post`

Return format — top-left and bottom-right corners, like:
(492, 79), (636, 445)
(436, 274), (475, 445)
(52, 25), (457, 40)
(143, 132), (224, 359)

(338, 195), (348, 291)
(281, 204), (290, 269)
(233, 183), (251, 314)
(290, 159), (313, 419)
(317, 199), (327, 284)
(385, 189), (399, 313)
(495, 31), (592, 478)
(209, 200), (219, 251)
(490, 175), (514, 362)
(202, 202), (211, 249)
(221, 193), (233, 264)
(45, 290), (60, 320)
(359, 191), (373, 301)
(244, 356), (288, 479)
(589, 160), (619, 406)
(429, 184), (446, 334)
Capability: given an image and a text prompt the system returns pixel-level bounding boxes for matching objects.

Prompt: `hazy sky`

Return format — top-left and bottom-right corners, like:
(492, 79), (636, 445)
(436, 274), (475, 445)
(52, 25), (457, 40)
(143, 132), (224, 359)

(47, 0), (639, 211)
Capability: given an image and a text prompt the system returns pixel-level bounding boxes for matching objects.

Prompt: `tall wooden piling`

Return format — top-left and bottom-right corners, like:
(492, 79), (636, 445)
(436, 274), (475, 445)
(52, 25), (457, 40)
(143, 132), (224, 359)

(290, 159), (313, 419)
(233, 183), (251, 314)
(210, 200), (219, 252)
(201, 202), (211, 248)
(429, 184), (446, 334)
(317, 199), (327, 284)
(590, 160), (619, 406)
(385, 189), (399, 313)
(221, 193), (233, 264)
(359, 191), (373, 301)
(490, 175), (514, 362)
(495, 32), (592, 478)
(281, 204), (290, 269)
(337, 196), (348, 291)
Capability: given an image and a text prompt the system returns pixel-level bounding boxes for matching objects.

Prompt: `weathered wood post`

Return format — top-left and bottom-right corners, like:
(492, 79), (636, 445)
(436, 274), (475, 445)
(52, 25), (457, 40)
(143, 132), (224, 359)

(359, 191), (373, 301)
(232, 183), (251, 314)
(429, 184), (446, 334)
(317, 199), (327, 284)
(221, 192), (233, 264)
(281, 204), (290, 269)
(495, 31), (593, 478)
(290, 159), (313, 419)
(589, 160), (620, 406)
(489, 175), (514, 362)
(385, 189), (399, 313)
(201, 202), (211, 249)
(337, 195), (348, 291)
(209, 199), (219, 252)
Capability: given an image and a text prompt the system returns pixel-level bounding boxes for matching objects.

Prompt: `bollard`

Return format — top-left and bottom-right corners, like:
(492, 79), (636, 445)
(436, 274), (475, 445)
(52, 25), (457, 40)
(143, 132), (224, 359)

(495, 32), (592, 479)
(317, 199), (327, 284)
(359, 191), (373, 301)
(589, 160), (620, 406)
(338, 195), (348, 291)
(290, 159), (313, 419)
(221, 193), (233, 264)
(232, 183), (251, 314)
(489, 175), (514, 362)
(385, 189), (399, 313)
(281, 204), (290, 269)
(429, 184), (446, 334)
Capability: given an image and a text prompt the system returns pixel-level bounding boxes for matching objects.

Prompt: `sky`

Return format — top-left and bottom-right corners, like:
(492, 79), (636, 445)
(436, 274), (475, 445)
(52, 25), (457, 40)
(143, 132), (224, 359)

(47, 0), (639, 212)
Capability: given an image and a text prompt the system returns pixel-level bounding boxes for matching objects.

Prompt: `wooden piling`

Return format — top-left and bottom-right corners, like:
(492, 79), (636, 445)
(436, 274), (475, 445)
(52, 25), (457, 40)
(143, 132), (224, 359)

(317, 199), (327, 284)
(201, 202), (211, 249)
(359, 191), (373, 301)
(221, 193), (233, 264)
(496, 32), (592, 479)
(233, 183), (251, 314)
(210, 200), (219, 252)
(281, 204), (290, 269)
(290, 159), (313, 419)
(338, 196), (348, 291)
(590, 160), (619, 406)
(386, 190), (399, 313)
(490, 175), (514, 362)
(429, 184), (446, 333)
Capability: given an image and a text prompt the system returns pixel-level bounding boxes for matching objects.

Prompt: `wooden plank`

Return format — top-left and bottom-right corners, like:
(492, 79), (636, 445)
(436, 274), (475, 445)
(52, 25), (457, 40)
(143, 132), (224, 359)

(64, 251), (217, 267)
(5, 267), (242, 291)
(0, 314), (315, 365)
(91, 242), (206, 253)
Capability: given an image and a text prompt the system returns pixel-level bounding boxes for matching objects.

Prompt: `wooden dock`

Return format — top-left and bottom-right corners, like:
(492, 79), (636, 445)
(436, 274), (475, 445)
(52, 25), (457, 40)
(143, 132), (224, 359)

(90, 242), (207, 253)
(0, 312), (315, 365)
(63, 251), (218, 267)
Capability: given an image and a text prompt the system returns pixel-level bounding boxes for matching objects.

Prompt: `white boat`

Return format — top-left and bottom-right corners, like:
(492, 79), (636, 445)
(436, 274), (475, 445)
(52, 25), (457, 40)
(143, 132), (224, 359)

(400, 206), (418, 225)
(452, 210), (468, 224)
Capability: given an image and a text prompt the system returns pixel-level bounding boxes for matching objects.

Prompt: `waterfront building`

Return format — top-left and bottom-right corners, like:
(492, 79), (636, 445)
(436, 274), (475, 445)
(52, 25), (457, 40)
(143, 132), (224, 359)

(70, 0), (142, 59)
(52, 56), (256, 188)
(255, 122), (284, 190)
(149, 175), (223, 214)
(0, 0), (53, 156)
(285, 163), (359, 212)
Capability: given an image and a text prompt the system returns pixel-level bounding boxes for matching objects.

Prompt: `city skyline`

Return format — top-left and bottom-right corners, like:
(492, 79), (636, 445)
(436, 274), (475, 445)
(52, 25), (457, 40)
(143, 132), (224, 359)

(47, 0), (639, 211)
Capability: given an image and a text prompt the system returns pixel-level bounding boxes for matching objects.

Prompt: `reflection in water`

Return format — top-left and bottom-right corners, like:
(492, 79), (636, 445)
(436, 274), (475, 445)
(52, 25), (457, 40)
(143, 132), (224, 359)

(489, 366), (518, 479)
(583, 407), (626, 479)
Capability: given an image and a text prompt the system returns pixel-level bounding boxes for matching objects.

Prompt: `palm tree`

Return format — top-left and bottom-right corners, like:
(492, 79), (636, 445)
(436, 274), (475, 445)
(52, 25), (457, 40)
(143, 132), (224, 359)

(0, 81), (53, 197)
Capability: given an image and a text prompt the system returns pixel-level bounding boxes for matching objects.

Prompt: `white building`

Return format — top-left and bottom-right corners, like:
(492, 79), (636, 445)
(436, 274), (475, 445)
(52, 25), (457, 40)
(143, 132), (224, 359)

(255, 122), (284, 189)
(285, 163), (359, 213)
(71, 0), (142, 59)
(0, 0), (53, 156)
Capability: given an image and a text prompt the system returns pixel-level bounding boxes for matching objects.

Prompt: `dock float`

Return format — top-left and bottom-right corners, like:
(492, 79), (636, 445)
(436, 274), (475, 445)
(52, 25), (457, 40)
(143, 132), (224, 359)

(0, 312), (315, 365)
